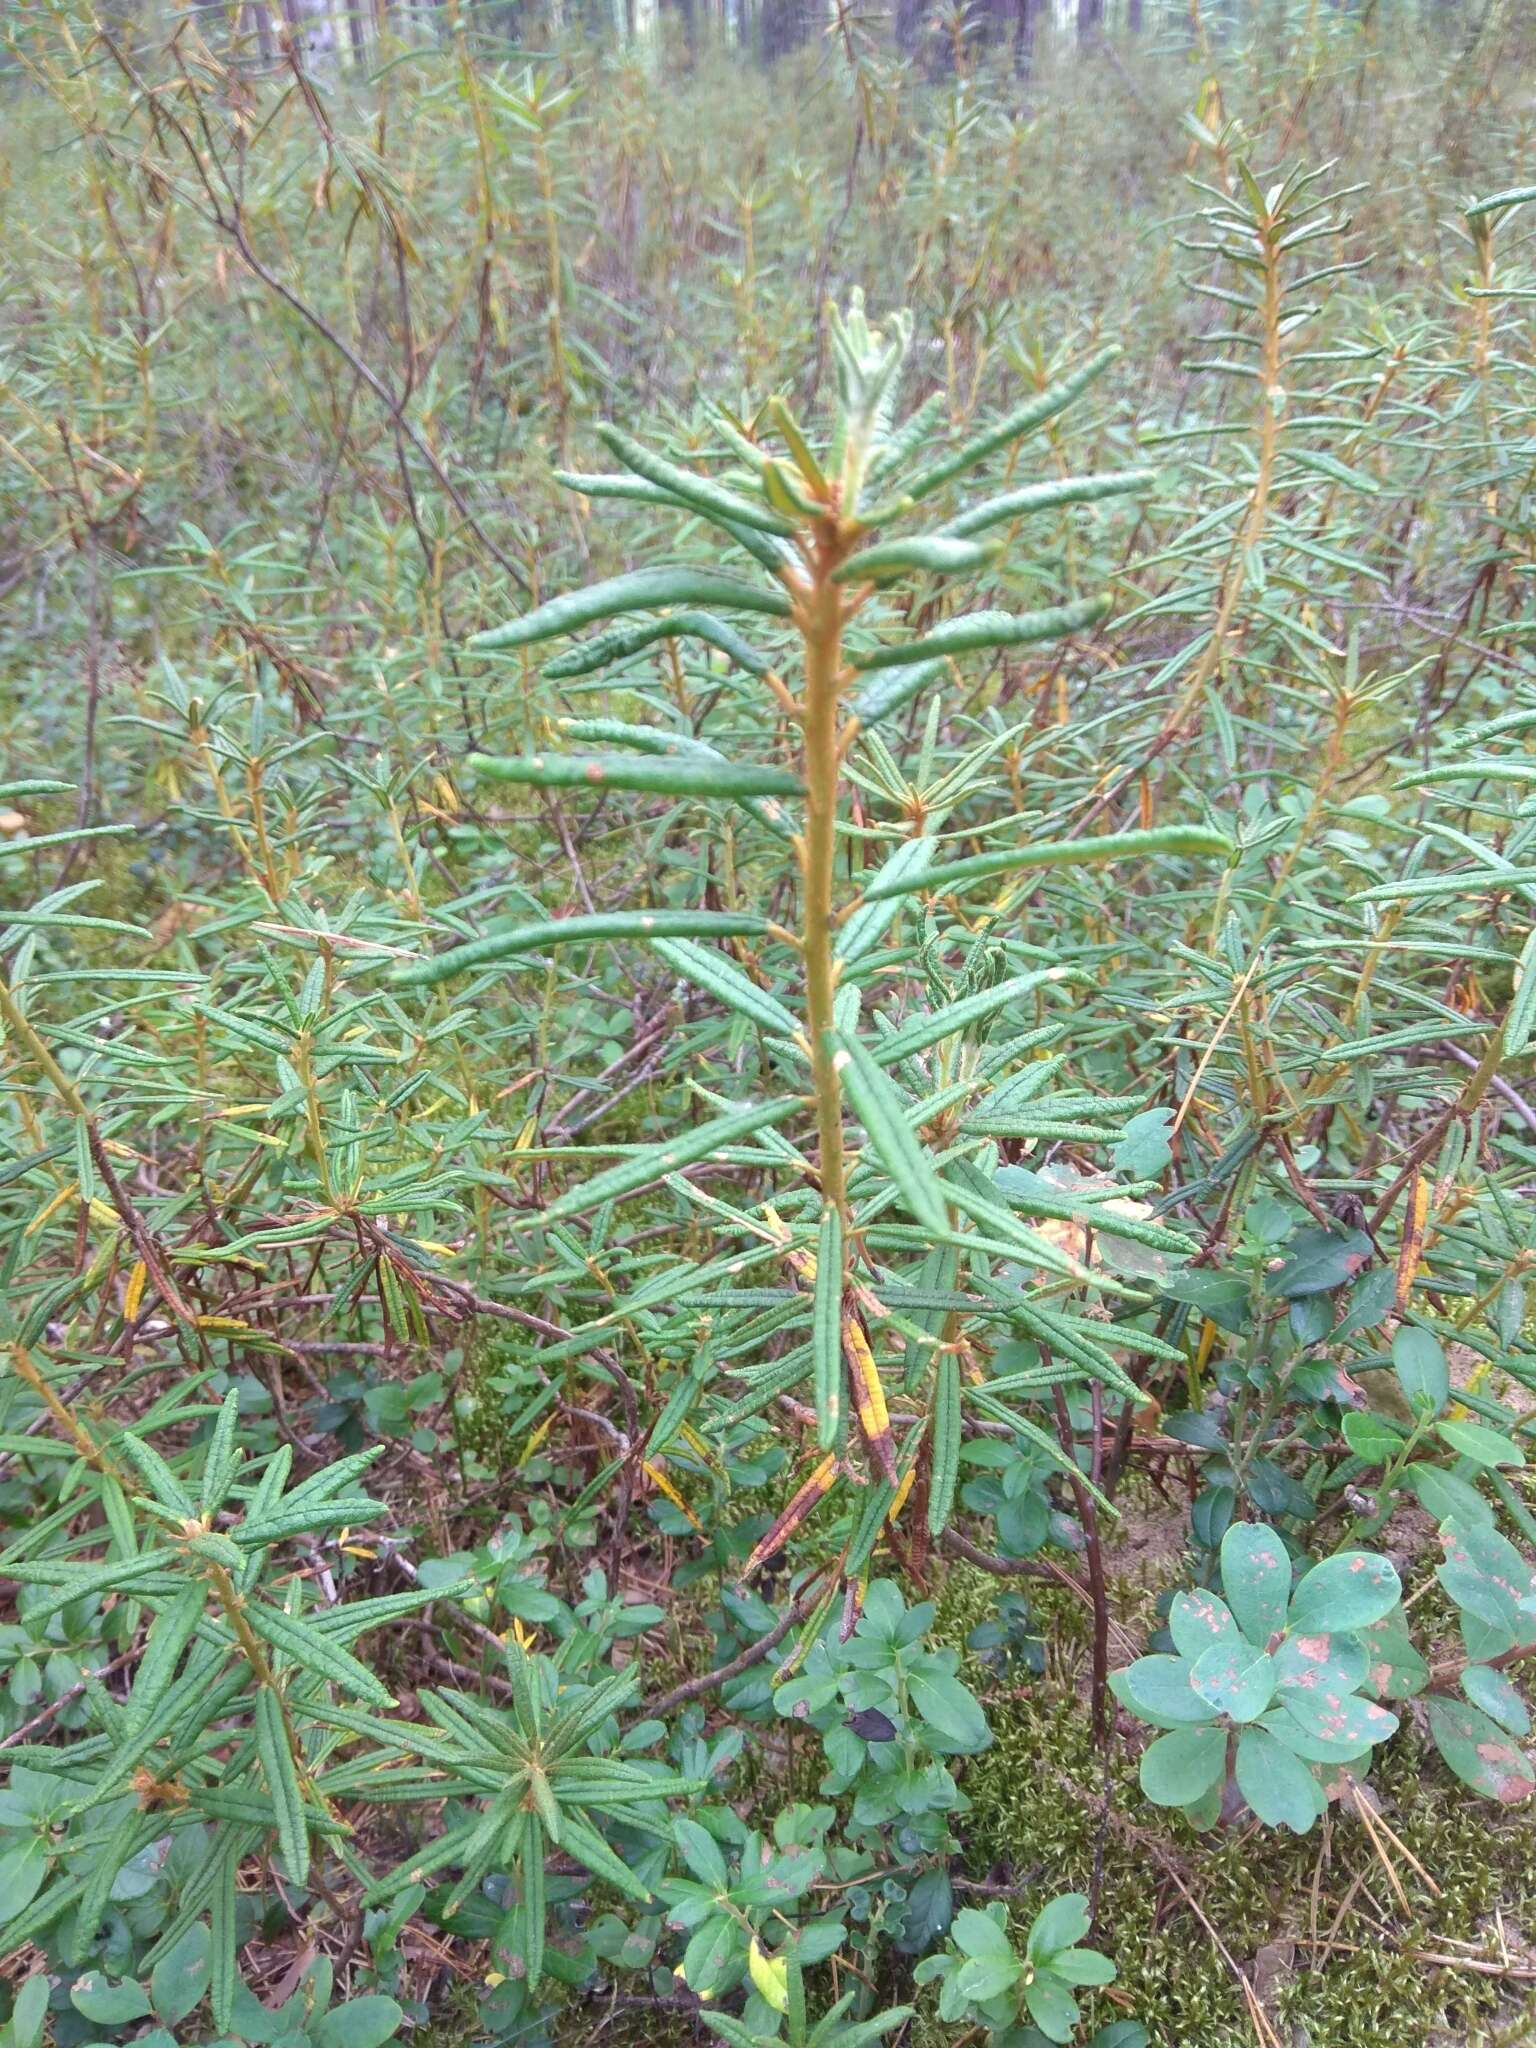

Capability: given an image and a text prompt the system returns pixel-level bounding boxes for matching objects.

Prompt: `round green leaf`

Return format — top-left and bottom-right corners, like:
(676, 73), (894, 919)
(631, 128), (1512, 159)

(1026, 1892), (1091, 1961)
(1426, 1696), (1536, 1804)
(953, 1905), (1014, 1959)
(1219, 1523), (1292, 1645)
(1168, 1589), (1243, 1660)
(70, 1974), (154, 2025)
(1277, 1683), (1398, 1751)
(1286, 1550), (1401, 1633)
(311, 1995), (406, 2048)
(1399, 1461), (1493, 1526)
(1342, 1409), (1404, 1466)
(1461, 1663), (1532, 1737)
(10, 1974), (49, 2048)
(1356, 1612), (1430, 1699)
(1273, 1631), (1367, 1698)
(1138, 1725), (1228, 1808)
(1190, 1639), (1276, 1722)
(1392, 1326), (1449, 1415)
(1234, 1727), (1323, 1832)
(682, 1912), (743, 1998)
(1023, 1968), (1082, 2045)
(1260, 1704), (1376, 1764)
(0, 1838), (48, 1927)
(1109, 1656), (1218, 1728)
(955, 1953), (1022, 2004)
(907, 1669), (992, 1753)
(1438, 1520), (1536, 1633)
(151, 1925), (211, 2026)
(1434, 1418), (1525, 1470)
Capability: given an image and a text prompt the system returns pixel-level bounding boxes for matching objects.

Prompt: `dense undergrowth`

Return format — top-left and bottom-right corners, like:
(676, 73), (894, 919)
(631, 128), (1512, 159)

(4, 1), (1536, 2043)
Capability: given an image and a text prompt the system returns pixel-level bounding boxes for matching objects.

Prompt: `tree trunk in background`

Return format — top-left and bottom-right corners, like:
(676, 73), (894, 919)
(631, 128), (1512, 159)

(284, 0), (339, 55)
(345, 0), (368, 63)
(1077, 0), (1102, 40)
(249, 0), (276, 57)
(1014, 0), (1038, 71)
(1127, 0), (1142, 27)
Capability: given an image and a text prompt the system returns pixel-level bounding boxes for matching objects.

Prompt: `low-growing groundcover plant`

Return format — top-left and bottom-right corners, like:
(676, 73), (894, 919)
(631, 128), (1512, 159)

(9, 3), (1536, 2044)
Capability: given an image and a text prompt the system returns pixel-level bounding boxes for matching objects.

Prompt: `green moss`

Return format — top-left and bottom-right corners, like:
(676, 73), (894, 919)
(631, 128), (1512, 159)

(935, 1561), (1536, 2047)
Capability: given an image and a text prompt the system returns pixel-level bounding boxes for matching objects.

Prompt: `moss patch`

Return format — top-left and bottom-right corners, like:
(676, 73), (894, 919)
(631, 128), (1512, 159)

(939, 1560), (1536, 2047)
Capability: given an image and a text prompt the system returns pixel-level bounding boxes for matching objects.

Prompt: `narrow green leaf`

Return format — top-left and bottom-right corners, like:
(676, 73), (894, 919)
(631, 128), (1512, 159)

(875, 969), (1076, 1065)
(834, 535), (999, 582)
(243, 1598), (396, 1706)
(850, 594), (1110, 672)
(927, 1353), (962, 1537)
(652, 937), (800, 1039)
(521, 1815), (546, 1990)
(833, 1030), (950, 1234)
(119, 1431), (196, 1518)
(1467, 183), (1536, 219)
(941, 468), (1155, 538)
(238, 1496), (387, 1547)
(557, 718), (793, 840)
(69, 1810), (151, 1966)
(467, 751), (801, 799)
(540, 1096), (801, 1224)
(199, 1389), (243, 1515)
(543, 610), (772, 678)
(595, 420), (796, 536)
(813, 1204), (844, 1452)
(255, 1684), (309, 1885)
(390, 910), (772, 988)
(126, 1582), (209, 1732)
(895, 345), (1121, 502)
(862, 824), (1233, 901)
(469, 567), (790, 652)
(836, 836), (936, 962)
(9, 1548), (178, 1623)
(1506, 928), (1536, 1058)
(849, 656), (951, 730)
(557, 1810), (654, 1903)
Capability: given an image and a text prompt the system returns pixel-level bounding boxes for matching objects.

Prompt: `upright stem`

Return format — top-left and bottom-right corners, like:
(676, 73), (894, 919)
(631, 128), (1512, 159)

(205, 1557), (327, 1805)
(797, 528), (851, 1223)
(10, 1344), (126, 1483)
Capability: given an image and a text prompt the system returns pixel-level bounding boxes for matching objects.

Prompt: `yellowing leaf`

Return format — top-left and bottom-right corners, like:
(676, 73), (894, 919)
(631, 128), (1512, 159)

(748, 1938), (789, 2015)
